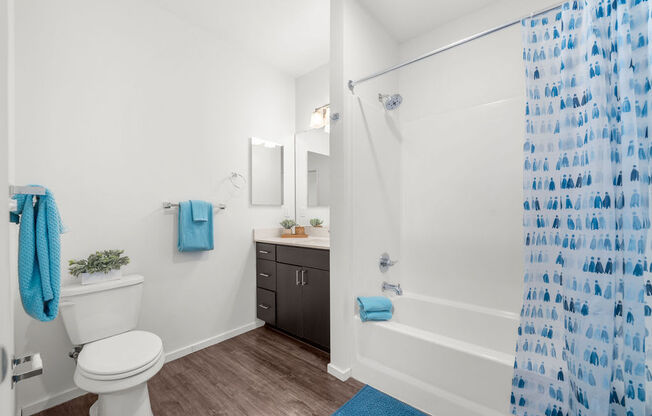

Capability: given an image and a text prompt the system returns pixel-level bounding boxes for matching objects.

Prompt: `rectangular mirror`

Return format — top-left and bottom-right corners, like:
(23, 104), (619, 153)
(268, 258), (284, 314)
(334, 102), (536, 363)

(307, 151), (330, 207)
(295, 130), (329, 225)
(250, 137), (284, 206)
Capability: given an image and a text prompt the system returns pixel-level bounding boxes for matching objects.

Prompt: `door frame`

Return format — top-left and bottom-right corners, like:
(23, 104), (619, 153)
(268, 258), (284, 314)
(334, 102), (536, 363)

(0, 0), (15, 414)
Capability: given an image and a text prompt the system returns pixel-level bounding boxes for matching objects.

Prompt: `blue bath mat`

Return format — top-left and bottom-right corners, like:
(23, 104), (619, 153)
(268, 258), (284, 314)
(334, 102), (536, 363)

(333, 385), (428, 415)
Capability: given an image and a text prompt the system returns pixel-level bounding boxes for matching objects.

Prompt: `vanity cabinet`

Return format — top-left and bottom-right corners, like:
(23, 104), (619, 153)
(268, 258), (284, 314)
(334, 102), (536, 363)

(255, 242), (330, 350)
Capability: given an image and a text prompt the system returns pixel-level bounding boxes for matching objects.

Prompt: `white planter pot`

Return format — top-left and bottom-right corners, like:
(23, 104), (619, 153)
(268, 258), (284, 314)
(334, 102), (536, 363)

(80, 269), (122, 285)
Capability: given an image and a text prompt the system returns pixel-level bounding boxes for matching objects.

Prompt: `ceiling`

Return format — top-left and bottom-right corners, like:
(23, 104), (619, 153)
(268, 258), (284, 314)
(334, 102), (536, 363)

(150, 1), (504, 77)
(358, 0), (499, 42)
(151, 0), (330, 78)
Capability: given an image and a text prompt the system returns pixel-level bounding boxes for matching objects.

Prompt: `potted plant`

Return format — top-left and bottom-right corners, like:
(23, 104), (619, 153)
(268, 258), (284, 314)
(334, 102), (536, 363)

(310, 218), (324, 228)
(280, 219), (296, 235)
(69, 249), (130, 285)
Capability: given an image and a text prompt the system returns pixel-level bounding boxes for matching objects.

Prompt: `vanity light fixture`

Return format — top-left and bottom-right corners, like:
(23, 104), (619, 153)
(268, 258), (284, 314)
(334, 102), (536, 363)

(310, 104), (330, 130)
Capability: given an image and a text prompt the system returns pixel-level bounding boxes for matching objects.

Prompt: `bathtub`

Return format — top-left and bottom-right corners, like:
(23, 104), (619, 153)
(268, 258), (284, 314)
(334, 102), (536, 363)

(352, 293), (519, 416)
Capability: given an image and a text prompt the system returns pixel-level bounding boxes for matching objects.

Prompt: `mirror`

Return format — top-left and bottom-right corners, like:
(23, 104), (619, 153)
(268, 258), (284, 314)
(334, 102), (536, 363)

(250, 137), (284, 206)
(307, 151), (330, 206)
(295, 130), (329, 225)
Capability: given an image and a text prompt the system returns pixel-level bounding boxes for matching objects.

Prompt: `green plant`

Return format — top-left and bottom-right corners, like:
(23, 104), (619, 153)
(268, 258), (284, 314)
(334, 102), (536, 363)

(69, 249), (130, 277)
(310, 218), (324, 227)
(279, 219), (297, 230)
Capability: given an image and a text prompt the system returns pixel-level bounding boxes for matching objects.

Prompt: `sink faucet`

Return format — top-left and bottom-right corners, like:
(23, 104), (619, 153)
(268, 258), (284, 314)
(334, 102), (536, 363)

(382, 281), (403, 296)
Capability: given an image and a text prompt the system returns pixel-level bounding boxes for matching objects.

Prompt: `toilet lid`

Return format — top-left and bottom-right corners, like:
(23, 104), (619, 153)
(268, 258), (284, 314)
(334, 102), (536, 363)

(77, 330), (163, 379)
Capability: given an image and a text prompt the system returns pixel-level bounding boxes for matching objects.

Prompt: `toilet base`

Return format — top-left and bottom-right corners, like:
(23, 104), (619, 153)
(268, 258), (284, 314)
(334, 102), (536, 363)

(88, 383), (153, 416)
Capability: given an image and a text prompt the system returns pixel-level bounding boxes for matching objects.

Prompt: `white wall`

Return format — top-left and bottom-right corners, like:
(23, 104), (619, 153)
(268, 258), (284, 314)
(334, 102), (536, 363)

(294, 64), (330, 226)
(295, 64), (329, 133)
(328, 0), (561, 403)
(329, 0), (400, 379)
(398, 0), (561, 314)
(12, 0), (295, 412)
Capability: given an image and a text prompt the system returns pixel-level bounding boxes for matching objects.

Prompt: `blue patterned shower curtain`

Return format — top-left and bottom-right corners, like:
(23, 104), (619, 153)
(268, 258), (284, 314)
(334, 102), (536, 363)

(512, 1), (651, 415)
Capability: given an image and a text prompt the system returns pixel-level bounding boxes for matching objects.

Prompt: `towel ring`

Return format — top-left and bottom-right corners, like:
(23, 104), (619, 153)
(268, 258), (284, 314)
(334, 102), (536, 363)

(229, 172), (247, 190)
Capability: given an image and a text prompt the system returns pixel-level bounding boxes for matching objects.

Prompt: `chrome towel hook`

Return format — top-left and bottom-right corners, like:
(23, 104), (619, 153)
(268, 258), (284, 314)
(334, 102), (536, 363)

(229, 172), (247, 190)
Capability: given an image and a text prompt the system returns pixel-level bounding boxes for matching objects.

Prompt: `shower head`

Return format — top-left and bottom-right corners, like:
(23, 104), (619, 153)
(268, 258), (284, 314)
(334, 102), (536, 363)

(378, 93), (403, 110)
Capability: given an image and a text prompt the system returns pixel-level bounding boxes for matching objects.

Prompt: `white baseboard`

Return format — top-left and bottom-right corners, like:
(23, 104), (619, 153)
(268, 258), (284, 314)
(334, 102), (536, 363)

(21, 320), (264, 416)
(327, 362), (351, 381)
(21, 386), (86, 416)
(165, 320), (264, 362)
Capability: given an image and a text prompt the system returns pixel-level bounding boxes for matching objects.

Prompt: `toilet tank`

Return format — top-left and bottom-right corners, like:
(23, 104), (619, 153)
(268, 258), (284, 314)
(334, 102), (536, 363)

(59, 274), (144, 345)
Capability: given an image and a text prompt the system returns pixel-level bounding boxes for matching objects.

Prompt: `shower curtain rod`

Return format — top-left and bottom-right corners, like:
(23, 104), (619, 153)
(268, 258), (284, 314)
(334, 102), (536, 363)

(347, 1), (566, 93)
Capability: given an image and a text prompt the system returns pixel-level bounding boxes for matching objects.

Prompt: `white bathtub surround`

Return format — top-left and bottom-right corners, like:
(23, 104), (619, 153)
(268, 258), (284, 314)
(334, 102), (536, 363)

(330, 0), (564, 414)
(253, 228), (330, 250)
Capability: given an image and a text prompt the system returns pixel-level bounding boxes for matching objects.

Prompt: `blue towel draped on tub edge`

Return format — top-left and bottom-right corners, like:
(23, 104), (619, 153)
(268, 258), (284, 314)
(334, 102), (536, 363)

(10, 187), (64, 322)
(357, 296), (393, 322)
(178, 200), (214, 252)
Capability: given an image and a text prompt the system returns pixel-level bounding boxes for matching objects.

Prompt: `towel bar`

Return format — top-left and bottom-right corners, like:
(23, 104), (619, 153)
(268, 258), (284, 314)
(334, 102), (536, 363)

(9, 185), (46, 196)
(162, 202), (226, 210)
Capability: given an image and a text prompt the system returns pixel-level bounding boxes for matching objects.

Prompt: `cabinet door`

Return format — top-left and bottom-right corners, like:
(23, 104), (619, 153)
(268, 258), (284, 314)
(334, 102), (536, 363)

(300, 267), (330, 349)
(276, 263), (302, 337)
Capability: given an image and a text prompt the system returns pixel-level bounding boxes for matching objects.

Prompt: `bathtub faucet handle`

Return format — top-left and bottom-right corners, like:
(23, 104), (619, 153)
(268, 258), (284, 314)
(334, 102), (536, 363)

(379, 252), (398, 273)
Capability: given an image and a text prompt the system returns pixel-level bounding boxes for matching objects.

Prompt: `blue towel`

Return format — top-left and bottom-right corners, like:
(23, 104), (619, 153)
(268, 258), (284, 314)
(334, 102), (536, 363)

(10, 188), (64, 322)
(177, 200), (213, 252)
(357, 296), (393, 322)
(190, 200), (209, 222)
(360, 310), (393, 322)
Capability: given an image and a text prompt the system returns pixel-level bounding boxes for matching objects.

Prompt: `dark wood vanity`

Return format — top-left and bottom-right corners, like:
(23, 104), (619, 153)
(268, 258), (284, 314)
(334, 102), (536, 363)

(255, 242), (330, 350)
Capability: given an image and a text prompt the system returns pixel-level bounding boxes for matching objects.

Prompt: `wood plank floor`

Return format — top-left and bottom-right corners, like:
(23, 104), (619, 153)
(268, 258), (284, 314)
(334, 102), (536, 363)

(35, 326), (363, 416)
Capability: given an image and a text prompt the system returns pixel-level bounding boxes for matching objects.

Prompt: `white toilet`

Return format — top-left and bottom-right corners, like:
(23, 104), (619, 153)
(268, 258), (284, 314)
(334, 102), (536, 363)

(60, 274), (164, 416)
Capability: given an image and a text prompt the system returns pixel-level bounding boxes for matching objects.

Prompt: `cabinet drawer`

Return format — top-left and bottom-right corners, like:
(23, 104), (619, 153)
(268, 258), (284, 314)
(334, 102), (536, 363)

(256, 288), (276, 325)
(256, 259), (276, 291)
(276, 245), (329, 271)
(256, 243), (276, 261)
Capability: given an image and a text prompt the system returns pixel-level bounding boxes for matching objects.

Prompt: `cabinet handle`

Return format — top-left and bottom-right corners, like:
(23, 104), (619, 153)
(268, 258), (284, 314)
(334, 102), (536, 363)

(258, 250), (270, 254)
(295, 269), (300, 286)
(258, 304), (270, 310)
(301, 270), (307, 286)
(258, 273), (270, 278)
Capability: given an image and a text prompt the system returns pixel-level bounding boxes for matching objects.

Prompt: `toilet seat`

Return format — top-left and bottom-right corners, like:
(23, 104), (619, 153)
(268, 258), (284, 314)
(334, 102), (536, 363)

(77, 330), (163, 381)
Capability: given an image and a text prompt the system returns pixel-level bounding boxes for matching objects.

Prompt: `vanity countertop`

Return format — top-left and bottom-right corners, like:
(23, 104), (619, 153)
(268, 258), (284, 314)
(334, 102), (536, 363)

(253, 228), (330, 250)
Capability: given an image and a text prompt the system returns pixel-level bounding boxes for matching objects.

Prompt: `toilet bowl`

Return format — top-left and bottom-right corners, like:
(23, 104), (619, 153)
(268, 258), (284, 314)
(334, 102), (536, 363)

(60, 275), (164, 416)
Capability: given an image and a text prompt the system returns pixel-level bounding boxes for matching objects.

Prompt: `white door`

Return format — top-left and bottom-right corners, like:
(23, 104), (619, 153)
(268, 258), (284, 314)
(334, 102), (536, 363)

(0, 0), (15, 414)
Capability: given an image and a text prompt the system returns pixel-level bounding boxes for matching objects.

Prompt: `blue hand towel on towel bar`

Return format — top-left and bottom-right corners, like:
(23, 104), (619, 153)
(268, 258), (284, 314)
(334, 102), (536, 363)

(10, 187), (64, 322)
(357, 296), (393, 322)
(177, 200), (214, 252)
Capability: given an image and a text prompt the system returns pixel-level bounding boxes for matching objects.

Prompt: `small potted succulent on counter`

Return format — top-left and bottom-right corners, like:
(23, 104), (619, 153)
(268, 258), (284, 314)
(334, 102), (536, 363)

(69, 249), (130, 285)
(310, 218), (324, 228)
(280, 219), (297, 235)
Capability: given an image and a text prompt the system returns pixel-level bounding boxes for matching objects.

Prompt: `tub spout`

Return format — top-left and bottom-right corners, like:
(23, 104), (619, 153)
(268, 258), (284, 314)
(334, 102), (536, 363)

(382, 281), (402, 295)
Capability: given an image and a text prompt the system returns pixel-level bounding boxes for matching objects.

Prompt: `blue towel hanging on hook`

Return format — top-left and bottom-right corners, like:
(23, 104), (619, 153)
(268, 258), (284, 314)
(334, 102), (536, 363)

(10, 187), (64, 322)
